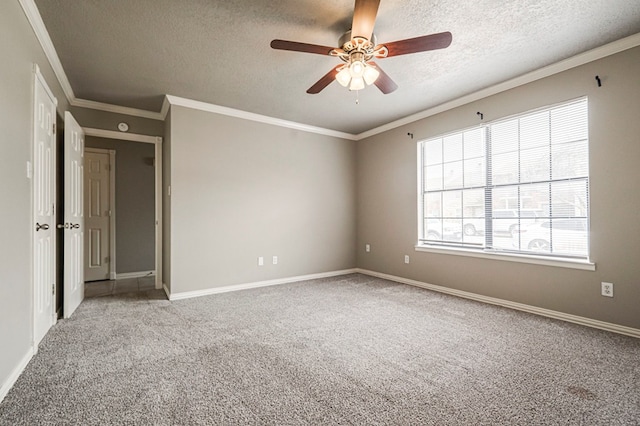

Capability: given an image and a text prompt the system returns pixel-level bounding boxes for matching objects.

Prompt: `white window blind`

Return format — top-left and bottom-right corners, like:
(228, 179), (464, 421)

(419, 98), (589, 259)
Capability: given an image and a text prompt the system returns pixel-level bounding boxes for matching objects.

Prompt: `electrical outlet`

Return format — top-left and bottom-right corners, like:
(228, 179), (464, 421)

(365, 244), (370, 252)
(601, 282), (613, 297)
(258, 257), (264, 266)
(404, 255), (410, 264)
(272, 256), (278, 265)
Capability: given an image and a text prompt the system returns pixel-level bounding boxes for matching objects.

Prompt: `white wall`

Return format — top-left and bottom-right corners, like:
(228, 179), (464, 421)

(165, 105), (357, 295)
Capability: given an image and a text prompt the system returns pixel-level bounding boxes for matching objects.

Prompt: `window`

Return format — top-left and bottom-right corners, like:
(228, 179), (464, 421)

(418, 98), (589, 260)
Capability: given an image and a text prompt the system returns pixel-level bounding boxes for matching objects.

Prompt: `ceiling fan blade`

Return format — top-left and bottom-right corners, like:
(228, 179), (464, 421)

(381, 31), (452, 57)
(307, 65), (342, 94)
(270, 39), (335, 56)
(351, 0), (380, 40)
(369, 62), (398, 94)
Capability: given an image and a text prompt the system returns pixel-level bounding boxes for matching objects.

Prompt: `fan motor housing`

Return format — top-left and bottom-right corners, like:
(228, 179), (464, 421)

(339, 30), (377, 53)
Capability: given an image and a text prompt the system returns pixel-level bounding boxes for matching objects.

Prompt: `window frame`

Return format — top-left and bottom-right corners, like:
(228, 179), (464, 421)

(416, 98), (594, 270)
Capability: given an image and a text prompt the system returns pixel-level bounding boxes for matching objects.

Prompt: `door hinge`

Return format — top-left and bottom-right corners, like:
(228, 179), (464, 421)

(52, 123), (56, 134)
(52, 283), (55, 295)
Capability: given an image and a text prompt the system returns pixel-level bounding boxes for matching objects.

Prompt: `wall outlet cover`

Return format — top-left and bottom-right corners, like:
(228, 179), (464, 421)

(601, 282), (613, 297)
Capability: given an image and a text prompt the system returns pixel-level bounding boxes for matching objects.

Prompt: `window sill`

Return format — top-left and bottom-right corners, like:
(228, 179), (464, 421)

(414, 244), (596, 271)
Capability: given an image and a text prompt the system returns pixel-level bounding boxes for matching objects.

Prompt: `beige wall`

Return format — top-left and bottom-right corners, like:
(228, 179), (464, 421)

(165, 105), (357, 294)
(3, 0), (638, 403)
(0, 0), (69, 396)
(356, 46), (640, 329)
(69, 106), (164, 136)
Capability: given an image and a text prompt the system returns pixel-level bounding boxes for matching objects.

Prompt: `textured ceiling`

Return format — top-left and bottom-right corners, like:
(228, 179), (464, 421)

(34, 0), (640, 134)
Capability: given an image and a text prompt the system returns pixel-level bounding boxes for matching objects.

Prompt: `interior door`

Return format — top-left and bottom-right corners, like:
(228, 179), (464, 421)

(33, 71), (57, 345)
(84, 149), (111, 281)
(63, 112), (85, 318)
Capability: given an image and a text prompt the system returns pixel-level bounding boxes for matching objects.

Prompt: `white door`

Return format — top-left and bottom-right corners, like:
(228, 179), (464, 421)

(63, 112), (85, 318)
(33, 70), (57, 345)
(84, 149), (112, 281)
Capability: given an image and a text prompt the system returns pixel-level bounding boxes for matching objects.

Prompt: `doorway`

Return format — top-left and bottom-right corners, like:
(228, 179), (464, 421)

(82, 128), (163, 289)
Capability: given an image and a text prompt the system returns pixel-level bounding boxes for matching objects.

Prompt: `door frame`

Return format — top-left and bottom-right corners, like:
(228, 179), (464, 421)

(31, 64), (58, 349)
(84, 147), (116, 280)
(83, 128), (163, 289)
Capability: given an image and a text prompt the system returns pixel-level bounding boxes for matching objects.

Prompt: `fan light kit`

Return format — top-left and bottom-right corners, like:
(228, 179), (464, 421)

(333, 33), (382, 91)
(271, 0), (452, 95)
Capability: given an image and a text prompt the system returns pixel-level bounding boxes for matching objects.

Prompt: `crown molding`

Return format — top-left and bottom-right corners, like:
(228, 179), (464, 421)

(20, 0), (640, 138)
(356, 32), (640, 140)
(164, 95), (358, 140)
(70, 98), (164, 121)
(19, 0), (74, 102)
(21, 0), (348, 133)
(20, 0), (164, 121)
(160, 96), (172, 119)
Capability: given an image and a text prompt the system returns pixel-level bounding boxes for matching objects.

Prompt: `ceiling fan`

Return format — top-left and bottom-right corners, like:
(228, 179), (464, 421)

(270, 0), (452, 95)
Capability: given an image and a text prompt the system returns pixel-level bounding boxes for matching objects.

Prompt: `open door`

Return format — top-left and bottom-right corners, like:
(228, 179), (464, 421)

(63, 112), (84, 318)
(33, 67), (57, 345)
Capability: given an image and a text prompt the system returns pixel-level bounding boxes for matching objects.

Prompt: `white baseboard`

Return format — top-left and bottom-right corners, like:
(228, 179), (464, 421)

(0, 348), (34, 404)
(116, 270), (155, 280)
(168, 269), (358, 301)
(356, 268), (640, 339)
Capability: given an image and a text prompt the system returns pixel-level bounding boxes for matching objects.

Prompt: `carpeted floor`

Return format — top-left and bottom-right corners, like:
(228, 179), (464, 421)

(1, 273), (639, 425)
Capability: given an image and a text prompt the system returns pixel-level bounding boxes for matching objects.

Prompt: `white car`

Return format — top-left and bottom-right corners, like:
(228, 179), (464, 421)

(512, 219), (588, 256)
(463, 209), (544, 236)
(424, 219), (461, 242)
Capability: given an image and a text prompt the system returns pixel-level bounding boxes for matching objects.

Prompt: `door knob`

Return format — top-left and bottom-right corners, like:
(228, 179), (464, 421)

(57, 224), (66, 229)
(36, 223), (49, 231)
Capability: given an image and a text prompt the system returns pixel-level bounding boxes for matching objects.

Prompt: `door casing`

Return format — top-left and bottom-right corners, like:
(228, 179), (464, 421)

(82, 128), (163, 289)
